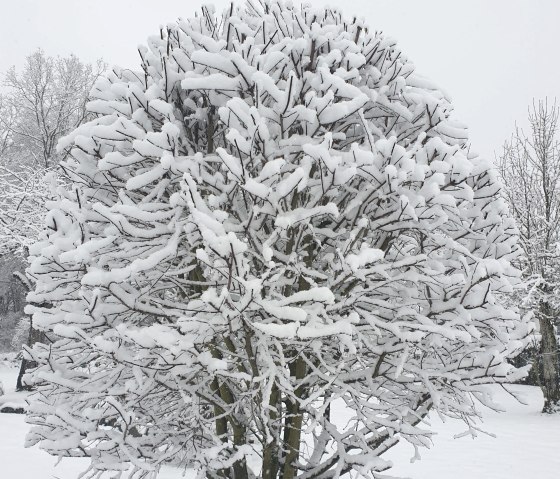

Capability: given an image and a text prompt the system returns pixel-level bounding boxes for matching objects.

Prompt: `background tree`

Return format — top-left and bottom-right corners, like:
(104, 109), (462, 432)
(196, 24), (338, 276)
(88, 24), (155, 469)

(0, 49), (105, 253)
(0, 49), (105, 169)
(497, 99), (560, 412)
(0, 95), (16, 157)
(0, 50), (105, 392)
(26, 2), (529, 478)
(0, 164), (56, 255)
(0, 162), (56, 389)
(0, 255), (26, 351)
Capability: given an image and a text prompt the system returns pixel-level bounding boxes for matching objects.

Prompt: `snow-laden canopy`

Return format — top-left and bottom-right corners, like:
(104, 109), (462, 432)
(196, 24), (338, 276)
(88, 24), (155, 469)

(25, 2), (530, 478)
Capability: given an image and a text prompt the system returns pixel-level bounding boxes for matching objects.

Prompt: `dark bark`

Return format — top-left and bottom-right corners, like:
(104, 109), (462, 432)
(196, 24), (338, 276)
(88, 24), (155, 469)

(538, 300), (560, 412)
(262, 383), (280, 479)
(208, 348), (249, 479)
(16, 322), (44, 391)
(281, 355), (307, 479)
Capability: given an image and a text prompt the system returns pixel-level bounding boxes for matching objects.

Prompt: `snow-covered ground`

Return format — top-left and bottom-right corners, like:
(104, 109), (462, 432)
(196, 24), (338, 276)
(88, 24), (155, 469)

(386, 385), (560, 479)
(1, 362), (559, 479)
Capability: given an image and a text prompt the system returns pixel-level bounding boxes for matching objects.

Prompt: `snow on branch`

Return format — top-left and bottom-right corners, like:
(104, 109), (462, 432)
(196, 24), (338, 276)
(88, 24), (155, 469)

(25, 2), (530, 478)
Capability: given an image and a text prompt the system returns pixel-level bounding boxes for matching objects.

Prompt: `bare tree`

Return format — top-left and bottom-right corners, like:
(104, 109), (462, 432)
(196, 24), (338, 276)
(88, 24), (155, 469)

(0, 49), (106, 253)
(0, 164), (55, 255)
(0, 96), (16, 157)
(0, 49), (105, 169)
(497, 99), (560, 412)
(0, 50), (105, 388)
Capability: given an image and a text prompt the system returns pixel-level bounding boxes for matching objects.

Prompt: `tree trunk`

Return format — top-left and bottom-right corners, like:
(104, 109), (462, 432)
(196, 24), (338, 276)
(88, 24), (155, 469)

(262, 383), (280, 479)
(208, 371), (229, 479)
(16, 322), (44, 391)
(232, 422), (249, 479)
(282, 355), (306, 479)
(209, 357), (249, 479)
(538, 300), (560, 413)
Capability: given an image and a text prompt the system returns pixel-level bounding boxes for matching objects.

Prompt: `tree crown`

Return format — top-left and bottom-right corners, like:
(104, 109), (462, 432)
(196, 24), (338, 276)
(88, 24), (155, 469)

(26, 2), (530, 478)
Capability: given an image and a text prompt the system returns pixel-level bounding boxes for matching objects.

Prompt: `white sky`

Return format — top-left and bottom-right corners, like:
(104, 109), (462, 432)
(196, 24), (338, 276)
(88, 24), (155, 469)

(1, 0), (559, 160)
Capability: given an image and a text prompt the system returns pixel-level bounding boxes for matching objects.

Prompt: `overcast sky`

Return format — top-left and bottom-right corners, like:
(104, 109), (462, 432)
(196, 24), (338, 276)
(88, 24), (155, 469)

(1, 0), (558, 161)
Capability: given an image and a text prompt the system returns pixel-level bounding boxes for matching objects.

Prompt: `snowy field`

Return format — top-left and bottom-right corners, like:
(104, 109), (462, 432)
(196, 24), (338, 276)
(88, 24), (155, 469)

(1, 362), (559, 479)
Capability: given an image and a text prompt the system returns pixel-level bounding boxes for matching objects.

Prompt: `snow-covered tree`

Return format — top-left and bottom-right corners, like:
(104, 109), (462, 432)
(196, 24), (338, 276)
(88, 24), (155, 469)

(0, 164), (57, 255)
(0, 49), (106, 169)
(0, 255), (26, 351)
(0, 50), (105, 387)
(0, 161), (57, 386)
(0, 49), (105, 253)
(26, 2), (530, 477)
(497, 99), (560, 413)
